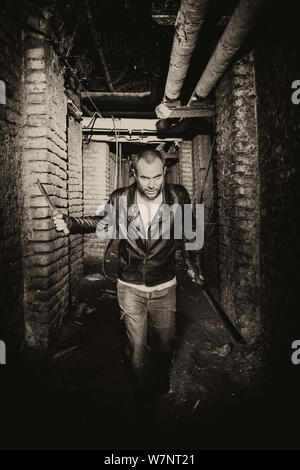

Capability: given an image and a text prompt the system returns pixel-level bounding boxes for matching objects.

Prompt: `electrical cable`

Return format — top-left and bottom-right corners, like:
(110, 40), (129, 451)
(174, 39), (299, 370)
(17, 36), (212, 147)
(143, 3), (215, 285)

(7, 9), (104, 121)
(83, 112), (103, 144)
(118, 141), (122, 187)
(64, 58), (103, 118)
(112, 116), (119, 190)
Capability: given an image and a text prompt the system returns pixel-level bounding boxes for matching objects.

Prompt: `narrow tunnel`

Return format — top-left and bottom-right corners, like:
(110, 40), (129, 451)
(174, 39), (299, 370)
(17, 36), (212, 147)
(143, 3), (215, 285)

(0, 0), (299, 451)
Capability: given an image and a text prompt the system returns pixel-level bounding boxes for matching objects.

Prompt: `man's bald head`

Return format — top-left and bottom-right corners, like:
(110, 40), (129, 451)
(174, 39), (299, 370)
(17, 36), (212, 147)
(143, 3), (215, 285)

(132, 149), (165, 176)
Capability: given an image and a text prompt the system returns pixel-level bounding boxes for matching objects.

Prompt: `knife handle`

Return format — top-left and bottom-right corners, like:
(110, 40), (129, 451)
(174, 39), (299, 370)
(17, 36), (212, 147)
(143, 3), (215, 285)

(52, 209), (70, 236)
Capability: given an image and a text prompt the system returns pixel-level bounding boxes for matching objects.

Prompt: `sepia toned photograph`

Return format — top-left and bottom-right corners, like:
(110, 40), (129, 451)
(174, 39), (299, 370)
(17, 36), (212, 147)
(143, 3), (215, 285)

(0, 0), (299, 453)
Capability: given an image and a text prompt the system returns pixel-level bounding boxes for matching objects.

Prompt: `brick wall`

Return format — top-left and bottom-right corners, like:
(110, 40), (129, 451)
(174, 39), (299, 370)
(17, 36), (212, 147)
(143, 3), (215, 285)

(83, 141), (110, 273)
(67, 115), (84, 297)
(192, 135), (211, 203)
(22, 36), (71, 347)
(122, 159), (131, 187)
(192, 134), (219, 293)
(0, 6), (85, 349)
(178, 140), (193, 199)
(254, 16), (299, 355)
(0, 10), (25, 351)
(166, 163), (179, 185)
(215, 52), (261, 341)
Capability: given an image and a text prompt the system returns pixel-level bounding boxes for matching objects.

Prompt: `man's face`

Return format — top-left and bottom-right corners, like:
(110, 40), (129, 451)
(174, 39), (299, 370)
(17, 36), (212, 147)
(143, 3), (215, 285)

(134, 157), (166, 200)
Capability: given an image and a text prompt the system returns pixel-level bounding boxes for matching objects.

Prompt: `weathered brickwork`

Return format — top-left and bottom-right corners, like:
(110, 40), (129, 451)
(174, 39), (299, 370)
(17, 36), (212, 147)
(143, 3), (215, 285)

(255, 23), (299, 354)
(0, 12), (26, 351)
(178, 140), (193, 199)
(83, 141), (110, 273)
(166, 163), (179, 185)
(22, 33), (71, 346)
(215, 52), (261, 341)
(121, 159), (131, 187)
(67, 115), (84, 297)
(192, 135), (210, 202)
(192, 135), (219, 293)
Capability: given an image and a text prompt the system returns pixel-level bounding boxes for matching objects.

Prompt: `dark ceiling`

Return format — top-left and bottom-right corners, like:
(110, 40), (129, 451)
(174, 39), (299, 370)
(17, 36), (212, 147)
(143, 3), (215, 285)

(51, 0), (240, 116)
(6, 0), (241, 116)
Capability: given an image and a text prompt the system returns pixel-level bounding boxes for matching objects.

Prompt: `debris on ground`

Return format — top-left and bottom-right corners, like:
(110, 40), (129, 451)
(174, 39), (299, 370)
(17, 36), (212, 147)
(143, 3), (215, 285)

(53, 345), (78, 360)
(213, 343), (232, 357)
(7, 266), (265, 449)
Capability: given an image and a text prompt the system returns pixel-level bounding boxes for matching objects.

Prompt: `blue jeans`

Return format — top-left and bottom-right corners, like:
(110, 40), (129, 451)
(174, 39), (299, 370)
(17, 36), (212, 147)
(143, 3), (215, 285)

(117, 282), (176, 390)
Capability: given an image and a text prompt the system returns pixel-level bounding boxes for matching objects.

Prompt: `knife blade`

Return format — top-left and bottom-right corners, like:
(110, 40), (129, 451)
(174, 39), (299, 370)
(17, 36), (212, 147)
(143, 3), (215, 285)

(37, 179), (69, 235)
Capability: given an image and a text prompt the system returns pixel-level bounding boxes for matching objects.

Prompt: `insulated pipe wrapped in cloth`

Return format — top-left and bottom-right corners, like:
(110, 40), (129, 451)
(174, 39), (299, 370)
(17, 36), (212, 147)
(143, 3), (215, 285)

(164, 0), (211, 101)
(194, 0), (267, 99)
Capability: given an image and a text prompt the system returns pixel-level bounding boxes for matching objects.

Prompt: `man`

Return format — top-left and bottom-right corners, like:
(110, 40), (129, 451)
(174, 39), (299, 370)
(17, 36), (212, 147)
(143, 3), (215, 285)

(53, 149), (204, 394)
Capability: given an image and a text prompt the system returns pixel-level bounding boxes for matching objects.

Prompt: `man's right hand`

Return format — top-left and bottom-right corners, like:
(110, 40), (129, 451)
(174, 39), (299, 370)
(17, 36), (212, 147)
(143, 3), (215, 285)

(52, 213), (69, 233)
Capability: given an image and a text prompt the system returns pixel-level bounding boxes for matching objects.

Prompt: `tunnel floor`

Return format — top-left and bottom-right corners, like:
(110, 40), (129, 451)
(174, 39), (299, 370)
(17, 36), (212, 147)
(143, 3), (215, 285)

(1, 261), (298, 450)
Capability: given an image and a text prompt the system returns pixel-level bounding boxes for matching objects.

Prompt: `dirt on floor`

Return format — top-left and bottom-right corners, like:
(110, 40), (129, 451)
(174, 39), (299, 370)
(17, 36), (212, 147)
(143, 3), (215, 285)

(1, 261), (299, 450)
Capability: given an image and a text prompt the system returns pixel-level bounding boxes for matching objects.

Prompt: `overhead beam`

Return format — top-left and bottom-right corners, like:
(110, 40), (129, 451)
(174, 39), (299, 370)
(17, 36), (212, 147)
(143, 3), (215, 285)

(151, 15), (177, 25)
(81, 90), (154, 111)
(167, 104), (215, 118)
(156, 101), (215, 118)
(82, 117), (159, 132)
(82, 91), (151, 98)
(98, 111), (157, 118)
(81, 117), (187, 142)
(87, 136), (181, 144)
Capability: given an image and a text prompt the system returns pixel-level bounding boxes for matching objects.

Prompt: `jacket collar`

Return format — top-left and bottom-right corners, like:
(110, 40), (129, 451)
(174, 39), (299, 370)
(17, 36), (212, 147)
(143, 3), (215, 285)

(163, 183), (173, 205)
(126, 181), (174, 208)
(127, 181), (137, 208)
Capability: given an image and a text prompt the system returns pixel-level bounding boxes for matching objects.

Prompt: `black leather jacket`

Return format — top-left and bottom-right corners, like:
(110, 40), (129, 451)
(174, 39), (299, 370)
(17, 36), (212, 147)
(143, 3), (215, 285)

(67, 182), (200, 286)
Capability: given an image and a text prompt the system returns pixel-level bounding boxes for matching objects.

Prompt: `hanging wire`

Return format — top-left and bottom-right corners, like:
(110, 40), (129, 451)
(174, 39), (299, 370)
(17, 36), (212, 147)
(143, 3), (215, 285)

(64, 58), (103, 118)
(14, 17), (103, 120)
(65, 23), (79, 58)
(83, 112), (103, 144)
(191, 136), (217, 241)
(62, 60), (104, 146)
(118, 141), (122, 187)
(112, 116), (119, 190)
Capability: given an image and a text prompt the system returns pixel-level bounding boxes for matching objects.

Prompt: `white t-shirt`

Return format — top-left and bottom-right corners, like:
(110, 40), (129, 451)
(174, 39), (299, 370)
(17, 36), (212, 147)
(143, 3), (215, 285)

(136, 190), (163, 235)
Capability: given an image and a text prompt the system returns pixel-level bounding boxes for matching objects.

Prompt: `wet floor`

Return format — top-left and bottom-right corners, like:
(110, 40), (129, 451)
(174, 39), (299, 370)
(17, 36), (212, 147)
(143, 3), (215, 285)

(1, 263), (299, 450)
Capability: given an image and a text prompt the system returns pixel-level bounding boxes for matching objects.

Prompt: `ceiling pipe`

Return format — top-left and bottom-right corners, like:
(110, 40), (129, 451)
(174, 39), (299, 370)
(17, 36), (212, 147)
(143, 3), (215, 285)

(81, 73), (162, 111)
(82, 116), (190, 138)
(100, 111), (157, 118)
(164, 0), (211, 102)
(82, 16), (165, 114)
(82, 1), (211, 116)
(192, 0), (267, 100)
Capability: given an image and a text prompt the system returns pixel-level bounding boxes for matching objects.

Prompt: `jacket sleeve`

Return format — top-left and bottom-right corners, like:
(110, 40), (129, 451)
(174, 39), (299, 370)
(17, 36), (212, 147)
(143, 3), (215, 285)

(65, 191), (117, 235)
(181, 187), (203, 276)
(66, 215), (104, 234)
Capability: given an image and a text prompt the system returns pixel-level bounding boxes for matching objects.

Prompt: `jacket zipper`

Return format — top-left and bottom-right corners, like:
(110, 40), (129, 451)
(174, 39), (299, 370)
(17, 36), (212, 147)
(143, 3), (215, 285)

(143, 237), (149, 284)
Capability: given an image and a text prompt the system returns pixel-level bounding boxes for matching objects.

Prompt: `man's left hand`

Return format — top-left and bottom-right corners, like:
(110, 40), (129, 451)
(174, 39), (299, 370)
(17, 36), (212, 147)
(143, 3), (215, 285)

(187, 269), (205, 287)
